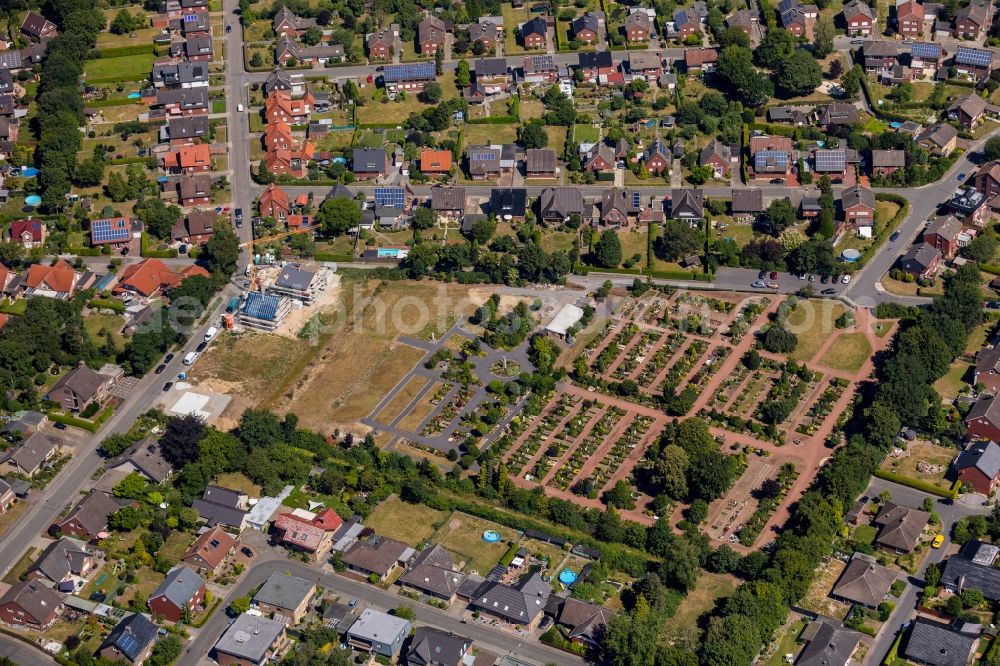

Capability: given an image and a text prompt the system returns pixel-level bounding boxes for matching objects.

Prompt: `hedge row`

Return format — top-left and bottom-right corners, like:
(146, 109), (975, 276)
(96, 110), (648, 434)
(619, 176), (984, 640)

(314, 252), (354, 263)
(88, 97), (143, 108)
(88, 298), (126, 313)
(856, 194), (910, 268)
(47, 406), (114, 433)
(91, 43), (154, 58)
(466, 115), (518, 125)
(873, 469), (959, 499)
(141, 233), (179, 258)
(69, 247), (102, 257)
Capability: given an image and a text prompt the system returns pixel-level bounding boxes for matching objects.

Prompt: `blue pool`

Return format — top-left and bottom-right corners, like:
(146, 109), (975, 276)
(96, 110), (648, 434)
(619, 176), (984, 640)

(127, 92), (141, 99)
(24, 195), (41, 206)
(482, 530), (500, 543)
(21, 167), (39, 177)
(559, 569), (578, 585)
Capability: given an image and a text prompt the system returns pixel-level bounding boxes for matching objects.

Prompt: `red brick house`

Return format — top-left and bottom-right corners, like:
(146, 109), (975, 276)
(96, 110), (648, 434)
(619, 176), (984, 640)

(644, 140), (671, 175)
(685, 47), (718, 72)
(264, 91), (314, 125)
(9, 218), (46, 248)
(967, 393), (1000, 442)
(20, 11), (57, 42)
(842, 184), (876, 226)
(895, 0), (924, 37)
(162, 144), (211, 174)
(955, 440), (1000, 495)
(872, 149), (905, 177)
(260, 183), (291, 220)
(366, 25), (397, 60)
(571, 13), (601, 44)
(182, 526), (237, 576)
(978, 160), (1000, 199)
(521, 17), (547, 49)
(149, 567), (206, 622)
(955, 1), (988, 38)
(923, 215), (962, 259)
(584, 143), (615, 174)
(418, 15), (446, 54)
(0, 581), (63, 628)
(842, 0), (876, 36)
(976, 347), (1000, 392)
(173, 174), (212, 207)
(624, 9), (652, 43)
(699, 140), (730, 178)
(673, 9), (701, 39)
(57, 491), (121, 540)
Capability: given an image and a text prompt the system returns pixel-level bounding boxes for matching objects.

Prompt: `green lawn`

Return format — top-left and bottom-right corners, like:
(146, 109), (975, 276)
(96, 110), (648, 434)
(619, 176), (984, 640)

(84, 53), (155, 83)
(933, 361), (971, 399)
(663, 573), (739, 643)
(572, 124), (601, 143)
(786, 301), (846, 363)
(84, 313), (126, 349)
(819, 333), (872, 373)
(762, 618), (809, 666)
(853, 524), (877, 546)
(365, 495), (448, 547)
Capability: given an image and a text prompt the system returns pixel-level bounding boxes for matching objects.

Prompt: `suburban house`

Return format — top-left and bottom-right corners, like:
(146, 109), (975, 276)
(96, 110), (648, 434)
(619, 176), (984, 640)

(22, 259), (80, 299)
(172, 209), (217, 244)
(624, 8), (652, 43)
(526, 149), (558, 178)
(264, 90), (313, 125)
(149, 566), (206, 622)
(978, 160), (1000, 199)
(731, 188), (763, 221)
(948, 188), (988, 227)
(366, 25), (397, 60)
(342, 535), (413, 579)
(700, 140), (731, 178)
(549, 597), (616, 647)
(0, 581), (63, 628)
(267, 265), (326, 305)
(471, 57), (508, 95)
(909, 42), (943, 76)
(955, 0), (989, 38)
(523, 55), (558, 84)
(671, 189), (704, 221)
(263, 69), (304, 96)
(673, 8), (701, 38)
(904, 619), (978, 666)
(418, 15), (447, 54)
(841, 0), (876, 35)
(954, 46), (993, 81)
(192, 485), (249, 531)
(628, 51), (662, 82)
(842, 184), (876, 229)
(813, 149), (848, 181)
(214, 614), (290, 666)
(644, 139), (671, 175)
(726, 9), (758, 37)
(0, 479), (15, 515)
(252, 572), (316, 624)
(955, 440), (1000, 495)
(830, 553), (898, 608)
(873, 502), (929, 553)
(895, 0), (924, 37)
(181, 526), (236, 576)
(577, 51), (615, 83)
(151, 61), (208, 89)
(684, 47), (718, 72)
(271, 508), (342, 560)
(1, 431), (62, 477)
(916, 123), (957, 156)
(99, 614), (160, 666)
(9, 219), (45, 247)
(976, 346), (1000, 392)
(795, 620), (862, 666)
(260, 183), (291, 220)
(899, 242), (941, 278)
(407, 627), (471, 666)
(89, 217), (135, 249)
(923, 215), (963, 259)
(872, 149), (905, 177)
(345, 609), (411, 658)
(352, 148), (388, 179)
(115, 258), (210, 299)
(57, 490), (122, 540)
(779, 0), (818, 37)
(272, 5), (316, 36)
(173, 174), (213, 206)
(815, 103), (859, 131)
(489, 188), (528, 220)
(520, 16), (548, 49)
(600, 189), (644, 226)
(583, 143), (616, 175)
(430, 186), (466, 219)
(468, 572), (551, 628)
(538, 187), (584, 224)
(420, 149), (452, 175)
(949, 93), (987, 128)
(398, 544), (468, 602)
(157, 88), (208, 116)
(26, 537), (93, 590)
(163, 144), (211, 174)
(468, 21), (500, 50)
(47, 361), (114, 413)
(941, 542), (1000, 601)
(968, 393), (1000, 442)
(750, 134), (793, 181)
(571, 12), (602, 43)
(20, 11), (57, 41)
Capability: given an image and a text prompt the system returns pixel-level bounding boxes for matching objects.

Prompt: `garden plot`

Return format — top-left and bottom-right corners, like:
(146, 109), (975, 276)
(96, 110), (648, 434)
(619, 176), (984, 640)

(635, 331), (685, 389)
(724, 298), (771, 342)
(504, 393), (584, 476)
(547, 406), (628, 492)
(586, 414), (656, 493)
(420, 385), (477, 438)
(879, 439), (956, 493)
(795, 377), (850, 437)
(658, 339), (710, 397)
(705, 457), (777, 544)
(397, 381), (450, 432)
(609, 329), (664, 381)
(706, 363), (751, 410)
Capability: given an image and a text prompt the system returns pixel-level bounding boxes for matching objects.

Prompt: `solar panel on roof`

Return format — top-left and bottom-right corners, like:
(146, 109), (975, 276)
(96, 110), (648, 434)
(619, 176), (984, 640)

(383, 62), (436, 82)
(242, 292), (280, 321)
(632, 192), (641, 207)
(117, 634), (140, 658)
(814, 150), (846, 171)
(374, 187), (405, 207)
(92, 219), (130, 243)
(754, 150), (788, 168)
(183, 13), (199, 21)
(956, 46), (992, 66)
(472, 152), (497, 161)
(910, 42), (941, 59)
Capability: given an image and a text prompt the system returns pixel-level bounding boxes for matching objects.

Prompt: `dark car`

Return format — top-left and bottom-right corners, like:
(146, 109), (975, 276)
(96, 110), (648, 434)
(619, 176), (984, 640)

(54, 422), (67, 430)
(163, 382), (173, 392)
(155, 364), (166, 374)
(235, 208), (243, 221)
(758, 270), (767, 279)
(821, 275), (829, 284)
(236, 218), (243, 228)
(821, 288), (836, 295)
(890, 231), (900, 242)
(987, 301), (1000, 310)
(769, 271), (778, 280)
(225, 24), (232, 32)
(164, 353), (174, 363)
(196, 341), (208, 352)
(376, 65), (384, 72)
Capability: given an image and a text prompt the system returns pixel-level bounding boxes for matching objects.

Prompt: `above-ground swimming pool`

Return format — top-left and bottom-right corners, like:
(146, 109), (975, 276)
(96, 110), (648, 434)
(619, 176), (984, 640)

(24, 195), (41, 206)
(482, 530), (500, 543)
(127, 92), (141, 99)
(559, 569), (578, 585)
(21, 167), (39, 177)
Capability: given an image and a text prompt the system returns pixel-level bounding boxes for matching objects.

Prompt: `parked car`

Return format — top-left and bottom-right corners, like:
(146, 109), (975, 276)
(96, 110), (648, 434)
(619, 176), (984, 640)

(842, 275), (851, 284)
(155, 364), (166, 374)
(196, 341), (208, 353)
(766, 282), (780, 289)
(769, 271), (778, 280)
(890, 231), (900, 242)
(163, 382), (173, 391)
(752, 280), (767, 288)
(225, 24), (232, 32)
(758, 270), (767, 279)
(164, 353), (174, 363)
(932, 534), (944, 549)
(821, 288), (836, 295)
(821, 275), (829, 284)
(54, 422), (67, 430)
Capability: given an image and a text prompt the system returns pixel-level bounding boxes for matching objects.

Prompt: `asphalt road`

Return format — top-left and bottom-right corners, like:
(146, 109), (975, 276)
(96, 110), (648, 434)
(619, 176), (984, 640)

(177, 558), (583, 666)
(0, 634), (57, 666)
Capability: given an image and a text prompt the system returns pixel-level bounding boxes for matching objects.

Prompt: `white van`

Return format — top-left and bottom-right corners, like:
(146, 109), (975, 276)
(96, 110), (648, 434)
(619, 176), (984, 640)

(204, 326), (218, 342)
(183, 352), (199, 365)
(237, 103), (244, 112)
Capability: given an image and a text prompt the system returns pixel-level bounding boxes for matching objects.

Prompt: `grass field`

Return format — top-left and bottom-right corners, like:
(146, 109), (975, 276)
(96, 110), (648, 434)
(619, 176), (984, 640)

(365, 495), (447, 546)
(762, 618), (809, 666)
(159, 530), (194, 565)
(192, 330), (313, 406)
(431, 511), (521, 575)
(786, 301), (846, 363)
(539, 229), (578, 254)
(397, 382), (443, 432)
(933, 361), (971, 399)
(214, 471), (262, 497)
(84, 313), (126, 349)
(799, 558), (850, 620)
(616, 227), (648, 267)
(880, 440), (956, 491)
(375, 375), (431, 424)
(853, 524), (877, 546)
(572, 124), (601, 143)
(819, 332), (872, 373)
(84, 53), (155, 83)
(502, 5), (531, 54)
(873, 321), (893, 337)
(662, 572), (738, 643)
(462, 123), (519, 147)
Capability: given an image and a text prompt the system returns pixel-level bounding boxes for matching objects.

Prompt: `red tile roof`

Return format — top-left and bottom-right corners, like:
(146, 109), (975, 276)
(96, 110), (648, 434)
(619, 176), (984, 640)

(23, 259), (77, 293)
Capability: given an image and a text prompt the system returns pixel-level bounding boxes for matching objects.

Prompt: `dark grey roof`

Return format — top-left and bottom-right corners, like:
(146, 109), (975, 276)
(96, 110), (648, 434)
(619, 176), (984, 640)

(253, 572), (315, 611)
(917, 123), (958, 148)
(110, 439), (172, 483)
(100, 613), (159, 662)
(474, 57), (507, 77)
(489, 188), (528, 217)
(731, 188), (763, 214)
(873, 502), (929, 551)
(578, 51), (612, 69)
(407, 626), (470, 666)
(202, 485), (245, 508)
(469, 572), (550, 624)
(539, 187), (584, 219)
(157, 88), (208, 109)
(30, 537), (90, 583)
(61, 490), (121, 536)
(872, 149), (905, 168)
(151, 566), (205, 610)
(796, 619), (861, 666)
(431, 186), (466, 212)
(215, 614), (286, 662)
(521, 16), (547, 37)
(274, 265), (317, 291)
(526, 148), (557, 173)
(342, 535), (410, 575)
(0, 581), (61, 624)
(572, 12), (601, 35)
(904, 618), (978, 666)
(398, 545), (467, 598)
(900, 243), (941, 273)
(941, 553), (1000, 601)
(353, 148), (386, 172)
(842, 184), (875, 210)
(671, 189), (704, 219)
(5, 431), (60, 474)
(167, 116), (209, 141)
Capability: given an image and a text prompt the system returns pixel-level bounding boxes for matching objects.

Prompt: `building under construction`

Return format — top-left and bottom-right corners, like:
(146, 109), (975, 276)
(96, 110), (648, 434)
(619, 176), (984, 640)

(266, 264), (327, 305)
(238, 291), (291, 332)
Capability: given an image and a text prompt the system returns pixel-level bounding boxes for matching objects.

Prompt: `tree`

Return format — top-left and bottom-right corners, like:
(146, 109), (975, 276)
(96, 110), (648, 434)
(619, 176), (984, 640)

(160, 414), (207, 467)
(655, 219), (701, 261)
(986, 135), (1000, 161)
(776, 49), (822, 98)
(812, 16), (834, 57)
(138, 199), (182, 240)
(74, 157), (105, 187)
(755, 27), (795, 69)
(456, 59), (471, 88)
(203, 219), (239, 275)
(759, 199), (796, 236)
(317, 196), (360, 236)
(961, 232), (999, 263)
(602, 597), (662, 666)
(113, 472), (148, 500)
(301, 26), (322, 45)
(519, 119), (548, 149)
(762, 326), (798, 353)
(149, 635), (184, 666)
(687, 165), (714, 185)
(841, 65), (865, 98)
(593, 229), (622, 268)
(230, 596), (251, 614)
(411, 206), (436, 230)
(110, 9), (136, 34)
(468, 217), (496, 243)
(419, 82), (443, 104)
(109, 506), (142, 531)
(100, 433), (134, 457)
(106, 170), (128, 202)
(717, 45), (774, 107)
(250, 51), (264, 68)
